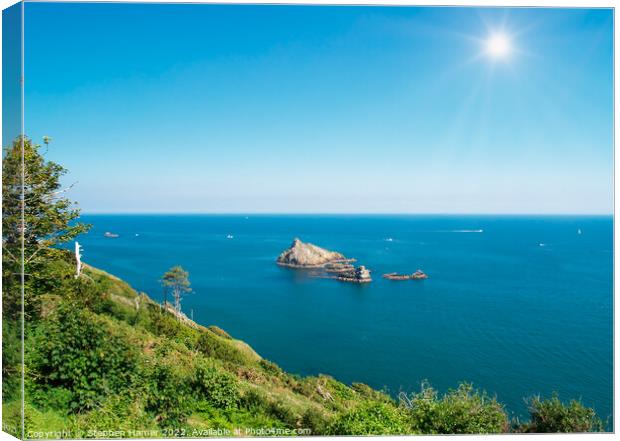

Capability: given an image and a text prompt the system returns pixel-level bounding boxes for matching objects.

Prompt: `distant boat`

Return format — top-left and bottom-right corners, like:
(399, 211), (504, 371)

(227, 234), (234, 239)
(539, 243), (546, 247)
(385, 238), (394, 242)
(577, 229), (582, 235)
(104, 232), (119, 238)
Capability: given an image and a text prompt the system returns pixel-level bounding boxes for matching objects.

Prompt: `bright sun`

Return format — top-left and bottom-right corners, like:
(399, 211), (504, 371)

(486, 34), (511, 58)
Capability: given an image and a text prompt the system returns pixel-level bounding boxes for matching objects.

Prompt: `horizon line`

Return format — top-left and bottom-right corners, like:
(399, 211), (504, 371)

(78, 211), (615, 216)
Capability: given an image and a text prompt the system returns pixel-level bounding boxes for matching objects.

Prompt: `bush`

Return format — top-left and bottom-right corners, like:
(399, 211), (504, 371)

(404, 382), (508, 434)
(326, 401), (411, 435)
(519, 394), (603, 433)
(26, 302), (138, 411)
(2, 319), (22, 401)
(239, 388), (270, 413)
(192, 361), (239, 410)
(265, 399), (298, 428)
(300, 407), (331, 435)
(145, 362), (193, 426)
(64, 275), (108, 312)
(238, 388), (298, 428)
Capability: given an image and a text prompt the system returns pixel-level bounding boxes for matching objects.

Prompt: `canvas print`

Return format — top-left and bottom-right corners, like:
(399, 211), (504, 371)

(2, 2), (614, 438)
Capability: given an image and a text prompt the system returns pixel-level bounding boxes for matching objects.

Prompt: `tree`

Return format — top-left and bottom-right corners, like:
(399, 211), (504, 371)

(2, 135), (90, 317)
(160, 266), (192, 316)
(3, 136), (90, 265)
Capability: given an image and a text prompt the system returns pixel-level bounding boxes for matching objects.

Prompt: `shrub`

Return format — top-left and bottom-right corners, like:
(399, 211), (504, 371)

(300, 407), (331, 435)
(145, 362), (193, 426)
(238, 388), (298, 428)
(404, 382), (508, 434)
(240, 388), (272, 412)
(193, 361), (239, 410)
(326, 401), (411, 435)
(26, 302), (138, 411)
(265, 399), (299, 428)
(64, 275), (108, 312)
(519, 394), (603, 433)
(2, 319), (22, 401)
(144, 308), (183, 339)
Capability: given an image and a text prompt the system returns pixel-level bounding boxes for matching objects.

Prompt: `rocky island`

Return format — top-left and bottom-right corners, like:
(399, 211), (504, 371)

(383, 270), (428, 280)
(276, 238), (351, 268)
(276, 238), (372, 282)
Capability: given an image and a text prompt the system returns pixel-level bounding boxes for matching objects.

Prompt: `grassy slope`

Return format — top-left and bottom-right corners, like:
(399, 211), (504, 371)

(9, 260), (395, 437)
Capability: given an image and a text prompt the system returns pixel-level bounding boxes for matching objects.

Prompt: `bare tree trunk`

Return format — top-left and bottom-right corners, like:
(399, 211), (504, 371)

(174, 287), (181, 316)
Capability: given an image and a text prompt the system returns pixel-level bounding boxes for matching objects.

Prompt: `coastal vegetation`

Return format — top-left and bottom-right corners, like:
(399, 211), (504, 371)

(2, 137), (606, 436)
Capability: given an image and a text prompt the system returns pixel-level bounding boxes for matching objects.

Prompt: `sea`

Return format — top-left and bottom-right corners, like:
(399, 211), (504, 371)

(75, 214), (613, 427)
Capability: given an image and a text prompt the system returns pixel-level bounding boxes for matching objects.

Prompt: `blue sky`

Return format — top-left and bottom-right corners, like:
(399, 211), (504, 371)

(21, 4), (613, 214)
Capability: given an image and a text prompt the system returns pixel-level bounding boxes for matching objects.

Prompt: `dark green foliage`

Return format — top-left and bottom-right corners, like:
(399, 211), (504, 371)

(3, 137), (90, 320)
(403, 382), (508, 434)
(26, 302), (138, 411)
(238, 388), (299, 428)
(2, 319), (22, 401)
(300, 407), (331, 435)
(144, 362), (193, 426)
(517, 394), (603, 433)
(2, 136), (90, 256)
(239, 388), (270, 413)
(192, 361), (239, 410)
(326, 401), (411, 435)
(265, 399), (299, 428)
(144, 307), (183, 338)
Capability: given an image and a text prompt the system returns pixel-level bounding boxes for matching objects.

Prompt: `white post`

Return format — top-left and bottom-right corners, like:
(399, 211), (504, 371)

(75, 241), (83, 278)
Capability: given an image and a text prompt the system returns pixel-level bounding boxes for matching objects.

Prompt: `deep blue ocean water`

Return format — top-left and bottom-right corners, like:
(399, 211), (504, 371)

(76, 215), (613, 425)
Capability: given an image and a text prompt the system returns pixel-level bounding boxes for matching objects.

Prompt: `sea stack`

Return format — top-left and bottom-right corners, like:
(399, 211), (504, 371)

(276, 238), (346, 268)
(337, 265), (372, 283)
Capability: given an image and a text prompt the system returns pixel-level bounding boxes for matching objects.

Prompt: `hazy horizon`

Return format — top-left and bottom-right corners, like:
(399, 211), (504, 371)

(22, 4), (613, 215)
(78, 211), (613, 216)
